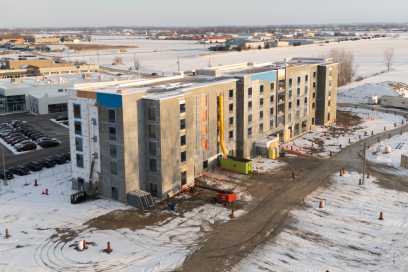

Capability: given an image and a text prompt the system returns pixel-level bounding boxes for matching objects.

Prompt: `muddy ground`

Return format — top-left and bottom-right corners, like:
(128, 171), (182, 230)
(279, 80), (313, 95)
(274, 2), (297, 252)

(181, 122), (408, 272)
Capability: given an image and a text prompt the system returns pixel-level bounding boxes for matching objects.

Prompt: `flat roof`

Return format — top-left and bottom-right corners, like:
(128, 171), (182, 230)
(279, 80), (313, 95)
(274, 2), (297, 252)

(0, 73), (134, 90)
(143, 77), (238, 101)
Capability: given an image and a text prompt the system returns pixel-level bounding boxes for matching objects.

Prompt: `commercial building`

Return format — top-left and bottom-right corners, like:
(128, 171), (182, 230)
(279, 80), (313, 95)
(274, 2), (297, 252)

(33, 36), (61, 45)
(1, 59), (99, 78)
(0, 73), (119, 115)
(68, 58), (338, 207)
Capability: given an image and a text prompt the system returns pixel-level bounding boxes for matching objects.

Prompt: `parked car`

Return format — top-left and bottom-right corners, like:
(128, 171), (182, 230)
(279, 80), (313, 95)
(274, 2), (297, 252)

(6, 135), (25, 143)
(51, 155), (67, 164)
(16, 142), (36, 152)
(25, 162), (43, 172)
(38, 139), (59, 148)
(9, 137), (27, 145)
(11, 120), (24, 127)
(15, 140), (32, 147)
(10, 167), (30, 176)
(6, 136), (25, 144)
(0, 170), (14, 180)
(3, 133), (20, 140)
(55, 115), (68, 121)
(42, 159), (57, 168)
(32, 134), (46, 141)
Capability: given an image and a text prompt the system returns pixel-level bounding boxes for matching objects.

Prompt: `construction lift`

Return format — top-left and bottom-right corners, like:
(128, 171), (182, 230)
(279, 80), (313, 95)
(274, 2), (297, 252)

(71, 153), (98, 204)
(217, 95), (253, 175)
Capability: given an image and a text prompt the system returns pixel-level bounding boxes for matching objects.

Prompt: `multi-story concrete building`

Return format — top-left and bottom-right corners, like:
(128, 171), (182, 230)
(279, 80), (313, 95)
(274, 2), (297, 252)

(68, 58), (338, 207)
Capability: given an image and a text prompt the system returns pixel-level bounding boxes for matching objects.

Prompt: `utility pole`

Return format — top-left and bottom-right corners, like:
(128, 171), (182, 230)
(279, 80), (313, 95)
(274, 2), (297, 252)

(361, 142), (367, 185)
(176, 57), (181, 73)
(133, 54), (140, 78)
(2, 148), (6, 186)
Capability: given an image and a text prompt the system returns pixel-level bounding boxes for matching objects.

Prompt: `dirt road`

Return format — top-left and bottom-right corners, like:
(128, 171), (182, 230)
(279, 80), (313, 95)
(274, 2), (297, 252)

(182, 124), (408, 272)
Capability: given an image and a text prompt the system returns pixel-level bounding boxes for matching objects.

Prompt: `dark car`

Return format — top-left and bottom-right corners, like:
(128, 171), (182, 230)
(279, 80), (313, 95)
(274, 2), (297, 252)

(42, 159), (57, 168)
(55, 115), (68, 121)
(0, 170), (14, 180)
(49, 155), (67, 165)
(32, 134), (47, 141)
(10, 137), (27, 145)
(15, 140), (32, 147)
(27, 131), (41, 138)
(25, 162), (43, 172)
(0, 129), (12, 137)
(31, 134), (46, 140)
(38, 139), (59, 148)
(16, 142), (37, 152)
(6, 137), (25, 144)
(10, 167), (30, 176)
(4, 133), (22, 141)
(11, 120), (24, 127)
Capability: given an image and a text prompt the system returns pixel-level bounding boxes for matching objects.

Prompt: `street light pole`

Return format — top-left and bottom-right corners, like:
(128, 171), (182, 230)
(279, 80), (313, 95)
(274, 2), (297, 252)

(361, 142), (367, 185)
(2, 148), (6, 186)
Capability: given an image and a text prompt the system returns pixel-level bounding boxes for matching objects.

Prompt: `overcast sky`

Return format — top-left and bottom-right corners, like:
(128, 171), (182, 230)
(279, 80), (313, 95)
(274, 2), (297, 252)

(2, 0), (407, 28)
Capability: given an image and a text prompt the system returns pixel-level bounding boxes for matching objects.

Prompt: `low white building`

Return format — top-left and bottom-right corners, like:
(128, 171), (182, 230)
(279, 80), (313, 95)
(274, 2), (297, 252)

(380, 95), (408, 110)
(0, 73), (126, 115)
(27, 88), (69, 114)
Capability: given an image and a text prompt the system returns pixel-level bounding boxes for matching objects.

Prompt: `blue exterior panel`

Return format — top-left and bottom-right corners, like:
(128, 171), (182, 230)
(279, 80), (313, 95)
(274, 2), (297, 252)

(251, 70), (277, 82)
(96, 93), (122, 109)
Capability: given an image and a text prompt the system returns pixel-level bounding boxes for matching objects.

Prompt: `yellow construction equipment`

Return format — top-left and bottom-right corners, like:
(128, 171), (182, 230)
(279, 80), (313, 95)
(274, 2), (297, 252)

(217, 95), (228, 158)
(217, 94), (253, 174)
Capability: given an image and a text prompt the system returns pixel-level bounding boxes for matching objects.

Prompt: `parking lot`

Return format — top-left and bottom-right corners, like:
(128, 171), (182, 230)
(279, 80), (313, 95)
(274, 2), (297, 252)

(0, 113), (70, 171)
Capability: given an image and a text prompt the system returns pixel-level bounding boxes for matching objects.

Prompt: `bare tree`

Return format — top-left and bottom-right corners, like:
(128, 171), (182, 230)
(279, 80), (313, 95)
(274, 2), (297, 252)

(327, 48), (356, 86)
(384, 48), (394, 72)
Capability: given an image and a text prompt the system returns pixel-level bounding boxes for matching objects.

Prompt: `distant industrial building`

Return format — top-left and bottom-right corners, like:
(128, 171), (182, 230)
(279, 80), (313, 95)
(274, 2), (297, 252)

(33, 36), (61, 45)
(68, 58), (338, 208)
(0, 58), (99, 79)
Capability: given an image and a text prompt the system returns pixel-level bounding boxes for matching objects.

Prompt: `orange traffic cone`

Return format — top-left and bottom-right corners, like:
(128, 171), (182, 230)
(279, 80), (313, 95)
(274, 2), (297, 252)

(379, 211), (384, 220)
(103, 242), (113, 254)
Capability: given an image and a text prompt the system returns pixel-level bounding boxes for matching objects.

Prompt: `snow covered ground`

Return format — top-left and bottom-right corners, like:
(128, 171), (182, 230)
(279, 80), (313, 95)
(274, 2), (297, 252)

(338, 67), (408, 104)
(366, 132), (408, 176)
(236, 171), (408, 272)
(0, 165), (234, 272)
(338, 81), (400, 104)
(291, 107), (406, 158)
(40, 34), (408, 77)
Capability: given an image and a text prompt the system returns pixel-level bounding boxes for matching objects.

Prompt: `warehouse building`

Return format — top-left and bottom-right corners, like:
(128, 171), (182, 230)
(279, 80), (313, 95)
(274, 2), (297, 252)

(68, 58), (338, 207)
